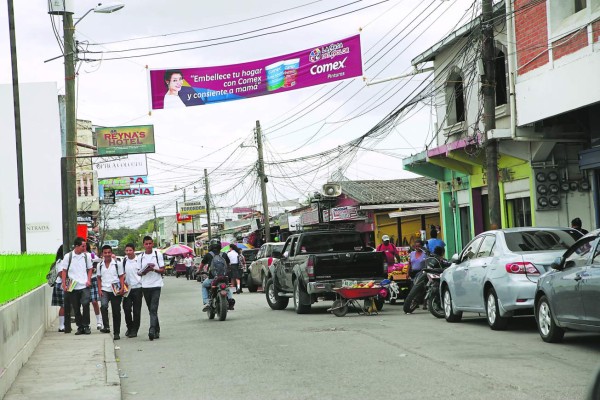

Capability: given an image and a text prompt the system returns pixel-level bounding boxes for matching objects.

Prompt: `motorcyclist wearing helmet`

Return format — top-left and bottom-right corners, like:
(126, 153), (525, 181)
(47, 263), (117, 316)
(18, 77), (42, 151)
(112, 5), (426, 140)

(201, 241), (234, 312)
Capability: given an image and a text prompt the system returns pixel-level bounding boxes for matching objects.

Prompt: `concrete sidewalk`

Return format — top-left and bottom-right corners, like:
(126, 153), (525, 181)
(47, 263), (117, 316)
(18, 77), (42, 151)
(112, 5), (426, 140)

(4, 321), (121, 400)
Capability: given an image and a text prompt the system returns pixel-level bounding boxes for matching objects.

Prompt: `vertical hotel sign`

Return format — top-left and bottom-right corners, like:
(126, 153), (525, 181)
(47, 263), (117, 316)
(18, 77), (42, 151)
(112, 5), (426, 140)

(148, 35), (362, 109)
(96, 125), (155, 156)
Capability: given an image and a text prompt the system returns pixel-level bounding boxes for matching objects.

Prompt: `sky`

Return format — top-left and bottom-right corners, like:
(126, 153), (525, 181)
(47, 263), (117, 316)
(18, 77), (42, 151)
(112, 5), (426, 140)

(0, 0), (481, 228)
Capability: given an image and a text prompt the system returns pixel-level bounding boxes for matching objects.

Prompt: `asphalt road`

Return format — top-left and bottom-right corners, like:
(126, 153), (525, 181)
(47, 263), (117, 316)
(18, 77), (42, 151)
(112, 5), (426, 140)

(115, 277), (600, 400)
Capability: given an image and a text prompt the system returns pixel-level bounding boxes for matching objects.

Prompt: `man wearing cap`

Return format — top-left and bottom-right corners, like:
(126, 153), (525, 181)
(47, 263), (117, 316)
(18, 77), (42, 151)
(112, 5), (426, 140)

(376, 235), (400, 265)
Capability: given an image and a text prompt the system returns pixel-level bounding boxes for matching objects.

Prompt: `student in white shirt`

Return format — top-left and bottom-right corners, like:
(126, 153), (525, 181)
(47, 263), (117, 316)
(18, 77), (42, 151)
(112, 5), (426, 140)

(97, 245), (126, 340)
(60, 237), (93, 335)
(137, 236), (165, 341)
(122, 243), (143, 338)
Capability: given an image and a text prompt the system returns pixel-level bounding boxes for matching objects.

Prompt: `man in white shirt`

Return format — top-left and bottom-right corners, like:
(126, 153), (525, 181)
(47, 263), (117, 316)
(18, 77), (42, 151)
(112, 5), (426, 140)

(227, 245), (242, 294)
(184, 254), (193, 280)
(137, 236), (165, 341)
(97, 245), (126, 340)
(122, 243), (143, 338)
(61, 237), (93, 335)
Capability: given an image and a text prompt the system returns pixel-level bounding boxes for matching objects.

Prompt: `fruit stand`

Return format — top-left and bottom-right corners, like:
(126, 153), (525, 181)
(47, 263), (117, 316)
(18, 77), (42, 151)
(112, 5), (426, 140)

(328, 281), (387, 317)
(386, 247), (411, 303)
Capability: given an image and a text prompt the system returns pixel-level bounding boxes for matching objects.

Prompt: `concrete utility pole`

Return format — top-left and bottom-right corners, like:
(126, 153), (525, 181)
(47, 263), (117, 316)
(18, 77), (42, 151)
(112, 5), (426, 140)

(176, 200), (179, 244)
(63, 11), (77, 251)
(255, 121), (270, 242)
(482, 0), (501, 229)
(7, 0), (27, 253)
(204, 168), (212, 240)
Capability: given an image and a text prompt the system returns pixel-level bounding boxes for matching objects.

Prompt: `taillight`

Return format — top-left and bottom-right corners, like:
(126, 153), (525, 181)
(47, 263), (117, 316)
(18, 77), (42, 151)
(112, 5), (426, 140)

(505, 262), (539, 275)
(219, 283), (227, 289)
(307, 256), (315, 278)
(267, 257), (273, 266)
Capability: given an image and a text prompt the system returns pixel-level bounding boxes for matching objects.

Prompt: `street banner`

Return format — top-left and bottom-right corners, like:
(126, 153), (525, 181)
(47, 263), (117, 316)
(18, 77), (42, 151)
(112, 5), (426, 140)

(114, 186), (154, 197)
(93, 154), (148, 179)
(96, 125), (155, 156)
(148, 35), (362, 110)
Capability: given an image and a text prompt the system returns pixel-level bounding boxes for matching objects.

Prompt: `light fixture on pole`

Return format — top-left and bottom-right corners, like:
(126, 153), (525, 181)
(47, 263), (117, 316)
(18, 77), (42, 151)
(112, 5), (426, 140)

(48, 1), (124, 253)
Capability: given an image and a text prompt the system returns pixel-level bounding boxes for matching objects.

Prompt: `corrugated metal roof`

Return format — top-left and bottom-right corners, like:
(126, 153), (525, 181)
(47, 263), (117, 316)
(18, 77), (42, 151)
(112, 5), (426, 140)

(332, 177), (438, 205)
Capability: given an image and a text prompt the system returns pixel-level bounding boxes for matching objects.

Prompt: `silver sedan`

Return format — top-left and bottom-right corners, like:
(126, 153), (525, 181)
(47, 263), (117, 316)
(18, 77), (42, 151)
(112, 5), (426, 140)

(441, 227), (582, 330)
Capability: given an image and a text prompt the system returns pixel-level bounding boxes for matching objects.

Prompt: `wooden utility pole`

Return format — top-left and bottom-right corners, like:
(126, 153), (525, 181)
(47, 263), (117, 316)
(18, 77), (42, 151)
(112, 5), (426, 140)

(204, 168), (212, 240)
(153, 205), (159, 245)
(175, 200), (179, 244)
(482, 0), (501, 229)
(256, 121), (270, 242)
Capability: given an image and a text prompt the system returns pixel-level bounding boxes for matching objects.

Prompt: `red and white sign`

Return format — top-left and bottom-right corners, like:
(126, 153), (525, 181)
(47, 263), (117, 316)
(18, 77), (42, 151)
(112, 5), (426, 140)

(177, 213), (192, 223)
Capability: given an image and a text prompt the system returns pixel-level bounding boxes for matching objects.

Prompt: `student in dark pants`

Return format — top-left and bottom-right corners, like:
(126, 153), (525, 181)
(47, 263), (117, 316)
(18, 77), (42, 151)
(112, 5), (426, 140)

(122, 243), (143, 338)
(61, 237), (93, 335)
(137, 236), (165, 341)
(97, 245), (126, 340)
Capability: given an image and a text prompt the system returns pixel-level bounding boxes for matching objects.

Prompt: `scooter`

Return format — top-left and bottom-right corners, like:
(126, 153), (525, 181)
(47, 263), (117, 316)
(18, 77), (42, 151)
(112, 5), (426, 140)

(206, 276), (231, 321)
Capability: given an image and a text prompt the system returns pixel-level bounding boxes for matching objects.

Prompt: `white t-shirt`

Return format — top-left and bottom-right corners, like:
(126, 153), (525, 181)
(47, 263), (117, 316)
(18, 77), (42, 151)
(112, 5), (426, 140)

(137, 250), (165, 288)
(184, 257), (192, 267)
(60, 251), (93, 290)
(163, 93), (185, 108)
(123, 256), (142, 289)
(97, 259), (124, 292)
(227, 250), (239, 264)
(55, 259), (63, 284)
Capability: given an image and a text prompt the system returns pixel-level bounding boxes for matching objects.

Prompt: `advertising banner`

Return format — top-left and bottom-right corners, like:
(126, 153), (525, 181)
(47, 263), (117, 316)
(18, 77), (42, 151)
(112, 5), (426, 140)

(96, 125), (155, 156)
(149, 35), (362, 110)
(330, 206), (363, 221)
(98, 177), (130, 190)
(177, 213), (192, 223)
(181, 201), (206, 215)
(93, 154), (148, 179)
(114, 187), (154, 197)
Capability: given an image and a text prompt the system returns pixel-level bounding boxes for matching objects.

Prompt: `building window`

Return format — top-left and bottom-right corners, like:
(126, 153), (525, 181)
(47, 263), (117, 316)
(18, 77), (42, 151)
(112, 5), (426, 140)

(446, 70), (466, 125)
(507, 197), (532, 227)
(495, 50), (507, 106)
(575, 0), (587, 13)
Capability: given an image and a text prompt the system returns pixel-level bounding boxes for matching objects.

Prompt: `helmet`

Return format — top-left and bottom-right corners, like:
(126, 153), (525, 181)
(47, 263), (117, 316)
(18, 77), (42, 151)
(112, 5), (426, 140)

(209, 239), (221, 253)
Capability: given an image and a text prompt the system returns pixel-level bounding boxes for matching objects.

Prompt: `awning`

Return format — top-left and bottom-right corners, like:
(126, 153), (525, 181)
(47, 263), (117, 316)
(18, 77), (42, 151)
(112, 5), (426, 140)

(360, 202), (438, 210)
(388, 207), (439, 218)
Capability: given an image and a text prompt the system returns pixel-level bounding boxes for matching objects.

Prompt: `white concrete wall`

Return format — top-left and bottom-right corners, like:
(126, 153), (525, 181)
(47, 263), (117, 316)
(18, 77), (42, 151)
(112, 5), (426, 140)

(0, 285), (57, 399)
(0, 82), (63, 253)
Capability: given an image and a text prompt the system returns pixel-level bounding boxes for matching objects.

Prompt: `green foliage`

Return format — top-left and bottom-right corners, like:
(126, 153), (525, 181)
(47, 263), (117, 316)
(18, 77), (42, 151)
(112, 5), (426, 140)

(0, 254), (54, 305)
(103, 219), (156, 255)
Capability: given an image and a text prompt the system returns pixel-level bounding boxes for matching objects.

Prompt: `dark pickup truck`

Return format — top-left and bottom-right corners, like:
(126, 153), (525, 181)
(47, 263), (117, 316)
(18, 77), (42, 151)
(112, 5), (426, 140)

(264, 231), (387, 314)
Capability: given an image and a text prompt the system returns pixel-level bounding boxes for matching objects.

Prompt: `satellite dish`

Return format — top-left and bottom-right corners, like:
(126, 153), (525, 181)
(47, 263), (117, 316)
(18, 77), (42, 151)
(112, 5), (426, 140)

(322, 183), (342, 197)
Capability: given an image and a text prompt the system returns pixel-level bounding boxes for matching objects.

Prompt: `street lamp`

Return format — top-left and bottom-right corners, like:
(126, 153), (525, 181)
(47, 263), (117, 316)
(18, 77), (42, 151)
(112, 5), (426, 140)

(48, 1), (124, 253)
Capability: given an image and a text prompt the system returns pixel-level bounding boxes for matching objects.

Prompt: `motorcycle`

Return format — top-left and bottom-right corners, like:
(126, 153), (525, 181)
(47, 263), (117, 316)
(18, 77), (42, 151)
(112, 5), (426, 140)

(403, 257), (448, 317)
(206, 276), (231, 321)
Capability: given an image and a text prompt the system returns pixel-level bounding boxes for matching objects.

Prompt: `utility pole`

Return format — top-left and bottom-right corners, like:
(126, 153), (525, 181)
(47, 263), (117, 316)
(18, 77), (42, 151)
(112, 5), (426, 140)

(7, 0), (27, 253)
(176, 200), (179, 244)
(183, 188), (187, 246)
(482, 0), (501, 229)
(255, 120), (270, 242)
(204, 169), (212, 240)
(153, 205), (159, 246)
(63, 10), (77, 251)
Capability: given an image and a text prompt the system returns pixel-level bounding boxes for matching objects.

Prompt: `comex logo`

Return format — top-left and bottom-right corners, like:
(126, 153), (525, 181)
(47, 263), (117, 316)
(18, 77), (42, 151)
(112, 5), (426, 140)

(309, 48), (321, 63)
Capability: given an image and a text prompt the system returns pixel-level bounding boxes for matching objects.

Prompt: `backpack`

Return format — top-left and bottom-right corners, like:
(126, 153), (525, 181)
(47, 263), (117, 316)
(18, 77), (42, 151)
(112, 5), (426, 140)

(46, 261), (59, 287)
(209, 253), (228, 278)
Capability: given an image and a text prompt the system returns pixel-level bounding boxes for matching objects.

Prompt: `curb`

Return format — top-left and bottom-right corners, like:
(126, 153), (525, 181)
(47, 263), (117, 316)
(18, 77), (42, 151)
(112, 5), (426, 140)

(104, 337), (121, 388)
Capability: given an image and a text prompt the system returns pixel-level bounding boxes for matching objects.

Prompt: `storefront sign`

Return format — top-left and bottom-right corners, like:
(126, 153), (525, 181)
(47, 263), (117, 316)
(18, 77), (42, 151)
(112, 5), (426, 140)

(26, 223), (50, 233)
(149, 35), (362, 109)
(177, 213), (192, 223)
(98, 177), (130, 190)
(181, 201), (206, 215)
(330, 205), (363, 221)
(115, 186), (154, 197)
(96, 125), (155, 156)
(101, 190), (116, 204)
(300, 206), (320, 226)
(93, 154), (148, 179)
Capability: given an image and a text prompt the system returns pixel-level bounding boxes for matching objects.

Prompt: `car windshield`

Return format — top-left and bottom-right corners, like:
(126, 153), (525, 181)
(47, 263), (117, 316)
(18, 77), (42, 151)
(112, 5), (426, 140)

(504, 229), (581, 252)
(299, 233), (364, 254)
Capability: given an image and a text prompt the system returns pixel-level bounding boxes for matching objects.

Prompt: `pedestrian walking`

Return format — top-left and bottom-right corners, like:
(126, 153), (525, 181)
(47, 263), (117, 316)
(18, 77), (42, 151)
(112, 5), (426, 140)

(87, 243), (104, 330)
(97, 245), (126, 340)
(122, 243), (143, 338)
(184, 253), (193, 280)
(138, 236), (165, 341)
(51, 245), (66, 332)
(227, 244), (242, 294)
(61, 237), (93, 335)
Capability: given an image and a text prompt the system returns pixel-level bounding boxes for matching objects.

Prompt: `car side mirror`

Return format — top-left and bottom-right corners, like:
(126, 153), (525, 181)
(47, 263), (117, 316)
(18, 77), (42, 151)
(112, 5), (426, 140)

(564, 260), (575, 270)
(450, 254), (460, 264)
(550, 256), (563, 271)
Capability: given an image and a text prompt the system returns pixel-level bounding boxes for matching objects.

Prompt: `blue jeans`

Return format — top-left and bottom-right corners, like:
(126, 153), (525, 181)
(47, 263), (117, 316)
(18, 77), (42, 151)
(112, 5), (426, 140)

(202, 278), (232, 304)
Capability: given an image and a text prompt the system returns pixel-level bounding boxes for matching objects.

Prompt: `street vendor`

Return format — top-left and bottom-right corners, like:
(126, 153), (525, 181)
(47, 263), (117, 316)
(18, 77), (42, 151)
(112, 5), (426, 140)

(376, 235), (400, 265)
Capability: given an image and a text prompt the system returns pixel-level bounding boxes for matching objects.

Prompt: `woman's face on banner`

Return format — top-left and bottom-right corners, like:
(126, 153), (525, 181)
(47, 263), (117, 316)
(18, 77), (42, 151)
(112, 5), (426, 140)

(167, 74), (183, 93)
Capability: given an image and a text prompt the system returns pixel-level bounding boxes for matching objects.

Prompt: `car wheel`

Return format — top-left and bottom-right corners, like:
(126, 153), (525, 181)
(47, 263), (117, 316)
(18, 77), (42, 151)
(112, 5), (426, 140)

(293, 280), (311, 314)
(265, 278), (289, 310)
(486, 288), (510, 330)
(246, 275), (257, 293)
(443, 287), (462, 322)
(536, 295), (564, 343)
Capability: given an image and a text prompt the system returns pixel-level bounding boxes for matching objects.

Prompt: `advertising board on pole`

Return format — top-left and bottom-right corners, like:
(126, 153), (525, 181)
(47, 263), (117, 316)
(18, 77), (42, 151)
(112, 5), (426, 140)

(114, 187), (154, 197)
(180, 201), (206, 215)
(92, 154), (148, 179)
(149, 35), (362, 110)
(96, 125), (155, 156)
